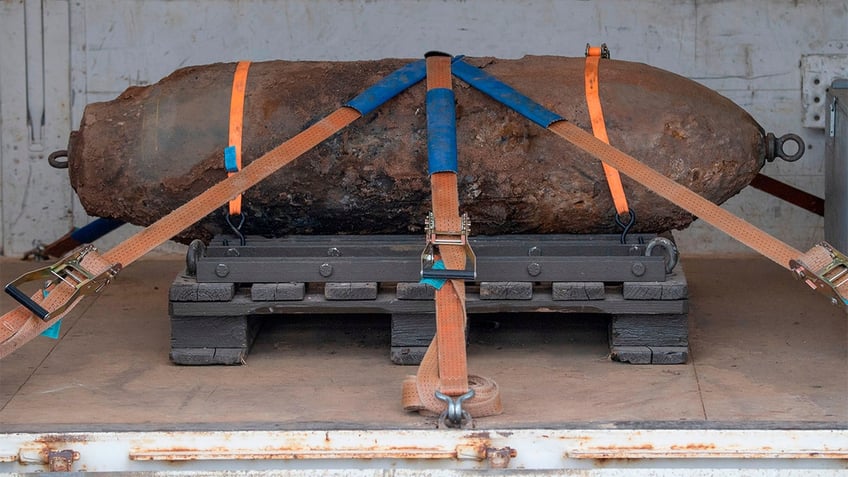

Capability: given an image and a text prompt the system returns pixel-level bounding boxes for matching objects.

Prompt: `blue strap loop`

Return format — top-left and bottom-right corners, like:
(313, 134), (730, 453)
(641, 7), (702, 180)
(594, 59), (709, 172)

(346, 60), (427, 116)
(451, 59), (564, 128)
(224, 145), (239, 173)
(426, 88), (458, 174)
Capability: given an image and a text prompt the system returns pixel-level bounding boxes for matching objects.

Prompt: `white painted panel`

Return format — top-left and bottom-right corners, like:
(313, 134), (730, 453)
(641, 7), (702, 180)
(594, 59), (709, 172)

(0, 0), (73, 256)
(2, 0), (847, 255)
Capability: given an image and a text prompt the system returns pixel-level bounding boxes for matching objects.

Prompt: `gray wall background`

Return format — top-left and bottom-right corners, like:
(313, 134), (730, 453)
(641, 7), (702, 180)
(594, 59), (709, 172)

(1, 0), (846, 257)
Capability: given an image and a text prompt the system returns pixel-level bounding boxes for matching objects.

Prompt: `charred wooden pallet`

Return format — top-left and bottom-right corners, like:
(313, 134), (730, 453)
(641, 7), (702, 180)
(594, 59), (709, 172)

(169, 234), (688, 366)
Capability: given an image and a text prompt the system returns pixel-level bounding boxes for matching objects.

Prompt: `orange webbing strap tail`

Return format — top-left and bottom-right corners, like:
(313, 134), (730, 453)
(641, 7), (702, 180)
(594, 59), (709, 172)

(585, 44), (630, 218)
(227, 61), (251, 216)
(0, 107), (362, 359)
(401, 53), (502, 423)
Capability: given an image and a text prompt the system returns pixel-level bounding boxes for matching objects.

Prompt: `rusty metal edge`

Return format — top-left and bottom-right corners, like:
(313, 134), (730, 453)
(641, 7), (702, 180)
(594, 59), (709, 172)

(1, 428), (846, 473)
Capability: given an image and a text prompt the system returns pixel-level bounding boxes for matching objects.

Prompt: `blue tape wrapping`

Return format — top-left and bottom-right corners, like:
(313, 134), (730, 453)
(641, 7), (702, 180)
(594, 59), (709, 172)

(426, 88), (458, 174)
(224, 145), (239, 173)
(70, 218), (124, 243)
(39, 289), (61, 339)
(420, 260), (447, 290)
(41, 320), (61, 339)
(346, 59), (427, 116)
(451, 60), (563, 128)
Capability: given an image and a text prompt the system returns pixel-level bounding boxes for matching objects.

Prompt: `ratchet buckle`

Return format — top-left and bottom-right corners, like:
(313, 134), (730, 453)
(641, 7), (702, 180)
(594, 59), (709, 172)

(790, 241), (848, 310)
(420, 212), (477, 281)
(4, 244), (122, 321)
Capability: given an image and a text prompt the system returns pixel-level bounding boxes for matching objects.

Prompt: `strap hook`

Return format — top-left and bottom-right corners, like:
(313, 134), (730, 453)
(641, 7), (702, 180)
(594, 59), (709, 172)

(614, 209), (636, 244)
(224, 210), (246, 246)
(435, 389), (475, 428)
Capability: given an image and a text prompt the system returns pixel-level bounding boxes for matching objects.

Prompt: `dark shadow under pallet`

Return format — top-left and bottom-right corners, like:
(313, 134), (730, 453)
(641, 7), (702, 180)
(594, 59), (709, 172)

(169, 234), (689, 366)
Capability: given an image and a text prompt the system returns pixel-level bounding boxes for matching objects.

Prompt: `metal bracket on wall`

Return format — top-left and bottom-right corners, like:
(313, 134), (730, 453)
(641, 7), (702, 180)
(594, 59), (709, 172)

(801, 54), (848, 129)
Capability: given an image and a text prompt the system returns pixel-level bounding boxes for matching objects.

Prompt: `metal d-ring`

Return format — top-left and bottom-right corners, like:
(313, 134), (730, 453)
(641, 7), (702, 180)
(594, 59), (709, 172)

(48, 150), (69, 169)
(224, 211), (246, 246)
(435, 389), (475, 428)
(646, 236), (679, 273)
(185, 239), (206, 276)
(614, 209), (636, 244)
(765, 132), (805, 163)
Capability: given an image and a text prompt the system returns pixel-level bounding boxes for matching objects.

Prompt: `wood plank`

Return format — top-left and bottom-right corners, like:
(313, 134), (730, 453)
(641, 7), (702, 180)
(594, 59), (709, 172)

(391, 313), (435, 347)
(610, 346), (689, 365)
(169, 347), (247, 366)
(609, 346), (652, 364)
(324, 282), (378, 300)
(170, 315), (260, 349)
(396, 282), (435, 300)
(169, 275), (235, 302)
(390, 346), (429, 365)
(251, 283), (306, 301)
(650, 346), (689, 364)
(170, 290), (688, 316)
(609, 314), (688, 347)
(552, 282), (605, 301)
(479, 282), (533, 300)
(623, 264), (688, 300)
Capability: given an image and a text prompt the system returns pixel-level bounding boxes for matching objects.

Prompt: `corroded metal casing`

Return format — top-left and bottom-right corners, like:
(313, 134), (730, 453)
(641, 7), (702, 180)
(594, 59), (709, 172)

(68, 56), (766, 242)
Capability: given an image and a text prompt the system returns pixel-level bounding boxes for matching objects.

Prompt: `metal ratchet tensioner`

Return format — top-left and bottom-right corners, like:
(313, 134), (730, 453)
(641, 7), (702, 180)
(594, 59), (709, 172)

(4, 244), (122, 321)
(790, 241), (848, 310)
(420, 212), (477, 281)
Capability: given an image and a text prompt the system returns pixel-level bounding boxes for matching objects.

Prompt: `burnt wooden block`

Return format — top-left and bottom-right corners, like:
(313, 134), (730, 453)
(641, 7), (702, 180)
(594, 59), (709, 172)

(396, 282), (436, 300)
(610, 346), (689, 365)
(251, 282), (305, 301)
(169, 274), (235, 302)
(169, 347), (248, 366)
(623, 265), (688, 300)
(324, 282), (378, 300)
(390, 347), (430, 365)
(479, 282), (533, 300)
(609, 313), (688, 364)
(552, 282), (605, 300)
(391, 313), (436, 348)
(609, 313), (688, 347)
(391, 313), (435, 365)
(170, 315), (260, 365)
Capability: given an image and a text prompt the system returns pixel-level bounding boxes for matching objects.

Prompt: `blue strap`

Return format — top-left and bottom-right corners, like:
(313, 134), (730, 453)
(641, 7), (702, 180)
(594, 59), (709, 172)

(426, 88), (458, 174)
(451, 59), (564, 128)
(346, 59), (427, 116)
(224, 145), (239, 173)
(69, 218), (124, 243)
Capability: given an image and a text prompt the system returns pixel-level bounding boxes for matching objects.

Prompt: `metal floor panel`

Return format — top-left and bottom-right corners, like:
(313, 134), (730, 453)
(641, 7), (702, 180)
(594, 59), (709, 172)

(0, 255), (845, 471)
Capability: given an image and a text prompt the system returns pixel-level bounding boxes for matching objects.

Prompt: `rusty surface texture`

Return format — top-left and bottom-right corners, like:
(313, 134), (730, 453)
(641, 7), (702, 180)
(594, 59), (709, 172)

(67, 56), (766, 242)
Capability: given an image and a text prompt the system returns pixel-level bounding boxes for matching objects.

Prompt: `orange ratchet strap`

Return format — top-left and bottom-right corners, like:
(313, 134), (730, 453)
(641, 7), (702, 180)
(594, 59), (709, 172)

(401, 53), (502, 427)
(585, 44), (632, 228)
(226, 61), (251, 216)
(1, 57), (432, 359)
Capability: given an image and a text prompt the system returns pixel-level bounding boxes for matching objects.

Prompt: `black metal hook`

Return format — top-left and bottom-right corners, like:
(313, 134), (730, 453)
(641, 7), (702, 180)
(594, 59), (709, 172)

(224, 211), (246, 246)
(614, 209), (636, 244)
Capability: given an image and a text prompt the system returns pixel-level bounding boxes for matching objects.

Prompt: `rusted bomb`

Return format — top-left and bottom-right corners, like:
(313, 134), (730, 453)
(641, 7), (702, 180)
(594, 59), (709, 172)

(66, 56), (788, 242)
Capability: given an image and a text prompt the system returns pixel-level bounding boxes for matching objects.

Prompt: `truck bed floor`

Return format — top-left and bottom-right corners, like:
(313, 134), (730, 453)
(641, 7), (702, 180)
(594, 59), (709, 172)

(1, 256), (845, 432)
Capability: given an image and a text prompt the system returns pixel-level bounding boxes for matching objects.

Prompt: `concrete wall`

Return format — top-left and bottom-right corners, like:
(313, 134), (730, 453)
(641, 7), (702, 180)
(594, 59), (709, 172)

(1, 0), (846, 257)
